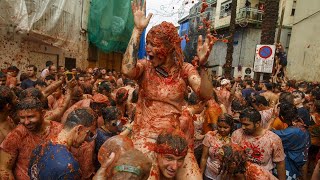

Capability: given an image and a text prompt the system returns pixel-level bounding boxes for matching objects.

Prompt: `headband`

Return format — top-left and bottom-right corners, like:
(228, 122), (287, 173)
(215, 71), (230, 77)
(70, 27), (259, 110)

(155, 143), (188, 157)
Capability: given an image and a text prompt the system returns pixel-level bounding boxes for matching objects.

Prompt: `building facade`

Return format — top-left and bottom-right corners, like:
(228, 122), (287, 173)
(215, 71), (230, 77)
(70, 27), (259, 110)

(0, 0), (91, 74)
(287, 0), (320, 81)
(180, 0), (296, 78)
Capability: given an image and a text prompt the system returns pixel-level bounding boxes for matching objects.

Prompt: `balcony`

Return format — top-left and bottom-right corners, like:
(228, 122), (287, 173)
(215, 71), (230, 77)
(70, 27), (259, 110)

(25, 0), (75, 41)
(236, 7), (264, 25)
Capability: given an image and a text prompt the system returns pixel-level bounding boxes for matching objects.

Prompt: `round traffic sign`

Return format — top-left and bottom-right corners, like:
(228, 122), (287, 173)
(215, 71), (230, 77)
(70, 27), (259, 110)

(258, 46), (273, 59)
(245, 68), (252, 74)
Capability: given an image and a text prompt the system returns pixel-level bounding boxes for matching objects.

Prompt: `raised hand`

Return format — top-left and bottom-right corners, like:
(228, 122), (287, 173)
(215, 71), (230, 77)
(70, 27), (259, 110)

(131, 0), (152, 31)
(197, 31), (216, 66)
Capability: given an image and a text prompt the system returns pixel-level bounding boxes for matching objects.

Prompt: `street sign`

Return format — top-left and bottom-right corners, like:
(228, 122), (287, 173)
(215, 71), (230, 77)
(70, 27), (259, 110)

(253, 45), (275, 73)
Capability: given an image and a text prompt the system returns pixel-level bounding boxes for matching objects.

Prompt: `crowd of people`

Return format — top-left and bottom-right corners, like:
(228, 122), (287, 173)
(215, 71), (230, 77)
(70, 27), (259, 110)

(0, 0), (320, 180)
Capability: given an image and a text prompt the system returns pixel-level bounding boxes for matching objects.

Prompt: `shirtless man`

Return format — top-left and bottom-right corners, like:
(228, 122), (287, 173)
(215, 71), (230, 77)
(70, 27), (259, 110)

(0, 72), (7, 86)
(122, 0), (215, 179)
(5, 66), (19, 88)
(260, 83), (279, 107)
(0, 97), (63, 180)
(0, 86), (17, 143)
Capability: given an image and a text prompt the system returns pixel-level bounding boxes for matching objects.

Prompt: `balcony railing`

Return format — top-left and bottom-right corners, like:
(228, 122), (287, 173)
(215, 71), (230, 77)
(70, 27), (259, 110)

(25, 0), (74, 41)
(236, 7), (264, 24)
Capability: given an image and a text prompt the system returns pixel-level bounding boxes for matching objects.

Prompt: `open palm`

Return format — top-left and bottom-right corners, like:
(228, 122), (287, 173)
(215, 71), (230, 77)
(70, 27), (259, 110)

(131, 0), (152, 31)
(197, 33), (216, 65)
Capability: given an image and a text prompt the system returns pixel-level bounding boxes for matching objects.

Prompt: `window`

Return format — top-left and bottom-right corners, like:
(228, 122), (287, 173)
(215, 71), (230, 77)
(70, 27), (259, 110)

(220, 0), (232, 18)
(291, 0), (296, 16)
(286, 33), (291, 48)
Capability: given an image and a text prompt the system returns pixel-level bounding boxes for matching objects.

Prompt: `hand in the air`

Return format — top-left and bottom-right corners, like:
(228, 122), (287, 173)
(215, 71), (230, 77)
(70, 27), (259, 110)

(197, 30), (217, 66)
(131, 0), (153, 31)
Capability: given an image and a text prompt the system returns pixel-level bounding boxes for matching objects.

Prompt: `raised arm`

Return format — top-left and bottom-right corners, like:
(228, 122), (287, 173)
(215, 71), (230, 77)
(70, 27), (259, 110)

(189, 33), (215, 100)
(121, 0), (152, 78)
(42, 79), (64, 98)
(45, 79), (77, 122)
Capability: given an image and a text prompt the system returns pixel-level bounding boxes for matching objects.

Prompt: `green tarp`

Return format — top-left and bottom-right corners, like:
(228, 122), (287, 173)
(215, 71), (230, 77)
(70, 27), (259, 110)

(88, 0), (134, 53)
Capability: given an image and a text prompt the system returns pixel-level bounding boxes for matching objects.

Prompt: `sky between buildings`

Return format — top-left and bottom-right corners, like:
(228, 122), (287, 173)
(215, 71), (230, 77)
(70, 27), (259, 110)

(146, 0), (199, 33)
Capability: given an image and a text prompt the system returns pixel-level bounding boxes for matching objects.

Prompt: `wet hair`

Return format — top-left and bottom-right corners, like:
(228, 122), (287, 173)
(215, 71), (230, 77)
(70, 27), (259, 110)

(11, 86), (22, 98)
(27, 65), (37, 72)
(116, 88), (129, 105)
(80, 83), (93, 95)
(279, 92), (294, 104)
(19, 88), (43, 100)
(293, 90), (305, 99)
(254, 95), (269, 106)
(298, 81), (308, 89)
(218, 113), (234, 129)
(131, 89), (139, 103)
(45, 74), (55, 81)
(16, 97), (43, 111)
(279, 102), (299, 125)
(111, 149), (152, 180)
(90, 102), (108, 116)
(98, 81), (111, 94)
(239, 107), (261, 123)
(7, 66), (20, 73)
(71, 86), (83, 102)
(188, 92), (199, 105)
(219, 144), (247, 175)
(311, 88), (320, 100)
(231, 99), (246, 112)
(64, 108), (97, 129)
(254, 83), (261, 91)
(212, 79), (220, 88)
(147, 21), (184, 68)
(287, 80), (296, 88)
(19, 88), (49, 109)
(0, 71), (7, 78)
(101, 106), (120, 123)
(156, 129), (188, 156)
(123, 79), (135, 86)
(45, 61), (53, 67)
(0, 86), (14, 110)
(264, 83), (273, 91)
(245, 80), (252, 86)
(76, 73), (86, 80)
(34, 79), (47, 87)
(19, 73), (28, 82)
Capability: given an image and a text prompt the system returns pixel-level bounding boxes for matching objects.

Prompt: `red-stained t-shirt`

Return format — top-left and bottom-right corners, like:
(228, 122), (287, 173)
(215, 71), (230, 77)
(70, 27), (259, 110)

(70, 140), (95, 179)
(231, 129), (285, 172)
(245, 162), (278, 180)
(0, 121), (63, 180)
(132, 60), (198, 140)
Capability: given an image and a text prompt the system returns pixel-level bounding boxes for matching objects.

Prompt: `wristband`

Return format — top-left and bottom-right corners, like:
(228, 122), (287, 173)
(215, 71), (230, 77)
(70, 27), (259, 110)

(114, 165), (141, 176)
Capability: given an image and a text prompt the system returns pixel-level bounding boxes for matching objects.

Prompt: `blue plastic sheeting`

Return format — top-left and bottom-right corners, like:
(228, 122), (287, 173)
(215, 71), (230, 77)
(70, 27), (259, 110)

(138, 29), (146, 59)
(179, 21), (189, 51)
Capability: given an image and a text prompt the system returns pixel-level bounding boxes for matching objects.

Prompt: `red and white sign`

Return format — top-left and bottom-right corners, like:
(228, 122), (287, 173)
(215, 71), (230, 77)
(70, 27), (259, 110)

(253, 45), (275, 73)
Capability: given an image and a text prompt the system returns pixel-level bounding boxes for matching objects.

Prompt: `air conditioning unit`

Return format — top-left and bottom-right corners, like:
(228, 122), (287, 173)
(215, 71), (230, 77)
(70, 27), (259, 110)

(233, 66), (254, 79)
